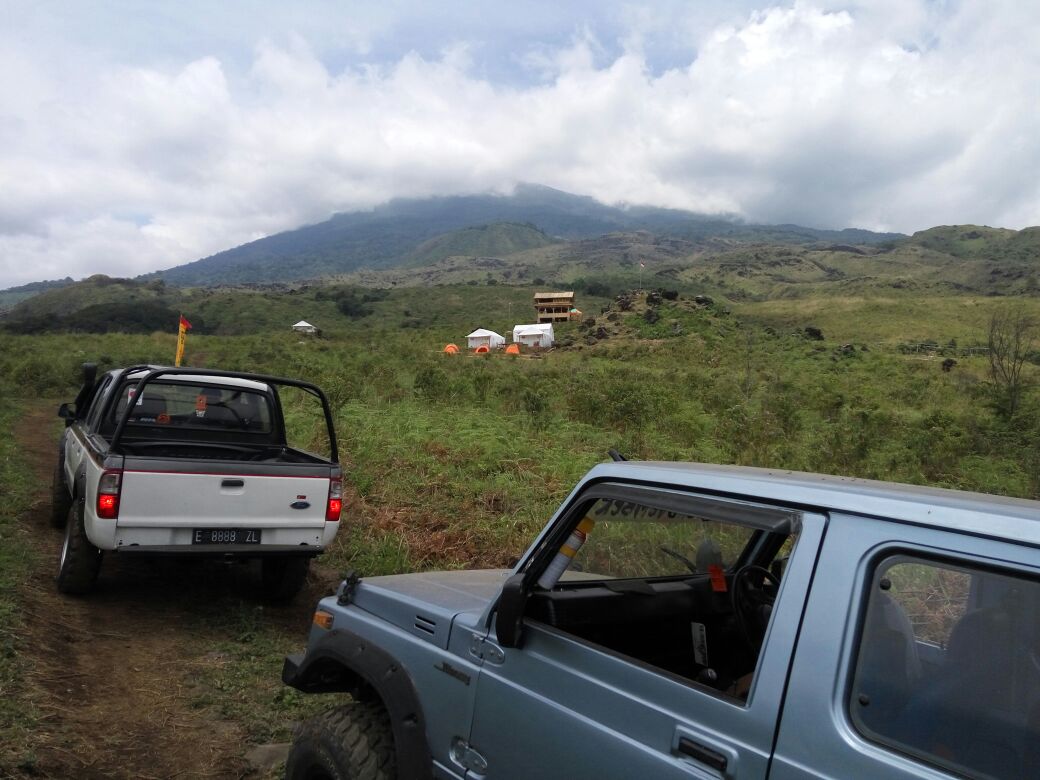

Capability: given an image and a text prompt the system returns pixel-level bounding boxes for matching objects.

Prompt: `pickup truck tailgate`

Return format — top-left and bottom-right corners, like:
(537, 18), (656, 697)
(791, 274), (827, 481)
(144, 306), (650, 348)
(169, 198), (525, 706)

(118, 468), (329, 527)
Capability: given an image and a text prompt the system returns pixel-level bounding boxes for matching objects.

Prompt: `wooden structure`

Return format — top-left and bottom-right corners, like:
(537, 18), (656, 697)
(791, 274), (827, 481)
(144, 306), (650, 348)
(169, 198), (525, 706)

(533, 291), (575, 324)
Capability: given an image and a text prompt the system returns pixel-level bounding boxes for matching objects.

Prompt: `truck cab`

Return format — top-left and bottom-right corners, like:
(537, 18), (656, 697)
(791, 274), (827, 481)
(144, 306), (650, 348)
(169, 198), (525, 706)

(53, 363), (342, 599)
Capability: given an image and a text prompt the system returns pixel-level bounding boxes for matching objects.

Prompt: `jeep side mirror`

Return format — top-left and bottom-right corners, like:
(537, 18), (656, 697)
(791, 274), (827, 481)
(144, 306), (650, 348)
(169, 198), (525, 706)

(58, 403), (74, 426)
(495, 573), (527, 648)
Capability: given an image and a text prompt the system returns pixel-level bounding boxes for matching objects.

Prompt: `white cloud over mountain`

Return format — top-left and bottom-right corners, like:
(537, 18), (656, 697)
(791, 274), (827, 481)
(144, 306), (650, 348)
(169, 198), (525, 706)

(0, 1), (1038, 287)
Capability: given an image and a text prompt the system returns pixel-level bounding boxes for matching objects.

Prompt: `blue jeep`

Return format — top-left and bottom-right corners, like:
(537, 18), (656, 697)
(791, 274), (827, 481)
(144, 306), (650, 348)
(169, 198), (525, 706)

(282, 461), (1040, 779)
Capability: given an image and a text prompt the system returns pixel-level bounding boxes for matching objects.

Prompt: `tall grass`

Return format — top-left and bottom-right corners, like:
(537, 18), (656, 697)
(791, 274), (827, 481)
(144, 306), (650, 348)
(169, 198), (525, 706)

(2, 287), (1037, 576)
(0, 399), (42, 772)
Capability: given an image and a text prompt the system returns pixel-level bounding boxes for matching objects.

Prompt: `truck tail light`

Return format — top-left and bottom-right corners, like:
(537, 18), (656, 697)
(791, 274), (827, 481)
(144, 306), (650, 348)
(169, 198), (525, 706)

(97, 469), (122, 519)
(326, 477), (342, 522)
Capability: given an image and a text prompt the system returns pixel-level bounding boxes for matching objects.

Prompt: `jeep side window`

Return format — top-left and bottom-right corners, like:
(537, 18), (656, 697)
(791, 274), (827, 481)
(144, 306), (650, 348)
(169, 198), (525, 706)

(524, 491), (797, 702)
(850, 556), (1040, 779)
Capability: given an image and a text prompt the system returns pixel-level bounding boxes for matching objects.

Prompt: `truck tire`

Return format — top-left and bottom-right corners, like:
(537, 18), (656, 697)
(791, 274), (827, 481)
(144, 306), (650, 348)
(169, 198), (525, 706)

(285, 701), (396, 780)
(259, 556), (310, 602)
(50, 459), (72, 529)
(56, 501), (103, 595)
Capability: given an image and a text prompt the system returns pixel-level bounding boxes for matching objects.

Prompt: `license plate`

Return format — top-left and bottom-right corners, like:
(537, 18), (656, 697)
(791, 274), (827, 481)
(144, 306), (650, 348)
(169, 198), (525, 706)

(191, 528), (262, 545)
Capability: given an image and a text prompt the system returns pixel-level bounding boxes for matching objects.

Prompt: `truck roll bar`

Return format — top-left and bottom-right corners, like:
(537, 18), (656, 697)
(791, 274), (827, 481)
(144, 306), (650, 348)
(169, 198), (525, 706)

(109, 365), (339, 463)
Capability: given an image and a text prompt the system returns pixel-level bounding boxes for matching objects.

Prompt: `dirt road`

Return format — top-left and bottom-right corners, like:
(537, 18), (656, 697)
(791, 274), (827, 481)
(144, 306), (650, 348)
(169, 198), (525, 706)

(10, 403), (326, 779)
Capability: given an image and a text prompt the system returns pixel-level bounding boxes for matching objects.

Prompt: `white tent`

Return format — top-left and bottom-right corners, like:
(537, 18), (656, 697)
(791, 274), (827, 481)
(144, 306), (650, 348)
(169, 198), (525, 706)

(292, 320), (319, 334)
(466, 328), (505, 350)
(512, 323), (554, 348)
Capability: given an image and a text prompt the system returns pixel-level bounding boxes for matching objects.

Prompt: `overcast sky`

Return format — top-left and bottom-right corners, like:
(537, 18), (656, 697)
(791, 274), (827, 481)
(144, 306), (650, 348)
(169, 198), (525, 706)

(1, 0), (1038, 289)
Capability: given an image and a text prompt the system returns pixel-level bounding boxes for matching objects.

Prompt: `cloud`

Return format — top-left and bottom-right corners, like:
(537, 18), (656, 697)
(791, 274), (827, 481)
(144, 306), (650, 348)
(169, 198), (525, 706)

(0, 1), (1038, 288)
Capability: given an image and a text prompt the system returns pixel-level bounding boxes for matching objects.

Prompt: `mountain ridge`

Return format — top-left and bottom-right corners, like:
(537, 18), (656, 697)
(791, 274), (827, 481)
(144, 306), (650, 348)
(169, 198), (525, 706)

(140, 185), (906, 287)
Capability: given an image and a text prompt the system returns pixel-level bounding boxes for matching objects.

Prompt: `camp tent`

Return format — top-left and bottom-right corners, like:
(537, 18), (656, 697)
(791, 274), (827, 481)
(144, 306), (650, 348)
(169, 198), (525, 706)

(292, 320), (319, 334)
(512, 323), (554, 348)
(443, 343), (460, 354)
(466, 328), (505, 350)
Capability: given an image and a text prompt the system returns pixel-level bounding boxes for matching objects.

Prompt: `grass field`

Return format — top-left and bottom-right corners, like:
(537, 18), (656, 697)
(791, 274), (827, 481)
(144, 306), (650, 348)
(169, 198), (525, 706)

(0, 401), (42, 770)
(3, 283), (1037, 577)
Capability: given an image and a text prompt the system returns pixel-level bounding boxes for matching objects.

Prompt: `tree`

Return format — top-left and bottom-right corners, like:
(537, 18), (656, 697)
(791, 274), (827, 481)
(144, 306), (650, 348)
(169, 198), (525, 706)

(987, 305), (1037, 419)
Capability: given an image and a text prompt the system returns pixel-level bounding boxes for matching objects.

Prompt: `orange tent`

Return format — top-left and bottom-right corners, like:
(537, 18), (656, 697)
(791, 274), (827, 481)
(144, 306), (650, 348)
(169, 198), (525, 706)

(505, 343), (520, 355)
(443, 343), (459, 354)
(474, 345), (490, 354)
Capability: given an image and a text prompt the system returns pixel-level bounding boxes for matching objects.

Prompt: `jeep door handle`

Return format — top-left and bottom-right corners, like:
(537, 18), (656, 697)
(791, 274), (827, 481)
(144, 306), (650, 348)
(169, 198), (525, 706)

(673, 726), (737, 778)
(677, 738), (727, 772)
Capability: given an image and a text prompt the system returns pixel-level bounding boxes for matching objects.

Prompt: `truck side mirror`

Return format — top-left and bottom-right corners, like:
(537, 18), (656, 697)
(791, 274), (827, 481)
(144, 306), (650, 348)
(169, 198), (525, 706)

(58, 403), (75, 426)
(495, 573), (528, 648)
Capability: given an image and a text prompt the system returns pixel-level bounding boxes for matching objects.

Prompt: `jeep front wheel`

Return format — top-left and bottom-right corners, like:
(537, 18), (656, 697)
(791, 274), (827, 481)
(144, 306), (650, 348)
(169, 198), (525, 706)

(56, 501), (102, 594)
(285, 701), (396, 780)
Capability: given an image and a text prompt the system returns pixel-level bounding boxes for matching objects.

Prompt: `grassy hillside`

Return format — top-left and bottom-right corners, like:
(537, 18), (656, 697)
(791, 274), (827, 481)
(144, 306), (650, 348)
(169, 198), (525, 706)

(403, 222), (558, 267)
(325, 223), (1040, 298)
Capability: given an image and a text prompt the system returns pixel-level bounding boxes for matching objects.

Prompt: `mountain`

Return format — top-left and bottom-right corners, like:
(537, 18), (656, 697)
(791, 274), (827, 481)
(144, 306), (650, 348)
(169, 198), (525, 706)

(10, 218), (1035, 337)
(146, 185), (905, 286)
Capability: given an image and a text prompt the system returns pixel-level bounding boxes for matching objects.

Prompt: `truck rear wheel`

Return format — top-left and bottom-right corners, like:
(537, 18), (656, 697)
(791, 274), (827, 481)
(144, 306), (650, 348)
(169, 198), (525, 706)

(50, 459), (72, 529)
(259, 556), (310, 602)
(285, 701), (396, 780)
(57, 501), (102, 594)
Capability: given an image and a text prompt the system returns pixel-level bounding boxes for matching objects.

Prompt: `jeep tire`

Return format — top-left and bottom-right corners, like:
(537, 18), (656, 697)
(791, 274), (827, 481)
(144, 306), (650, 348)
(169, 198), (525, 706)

(285, 701), (396, 780)
(259, 556), (310, 602)
(56, 501), (102, 594)
(50, 458), (72, 529)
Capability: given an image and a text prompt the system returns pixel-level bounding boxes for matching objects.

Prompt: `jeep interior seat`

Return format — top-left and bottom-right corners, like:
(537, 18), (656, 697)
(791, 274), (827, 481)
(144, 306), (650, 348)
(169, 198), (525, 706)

(894, 607), (1038, 778)
(854, 593), (921, 731)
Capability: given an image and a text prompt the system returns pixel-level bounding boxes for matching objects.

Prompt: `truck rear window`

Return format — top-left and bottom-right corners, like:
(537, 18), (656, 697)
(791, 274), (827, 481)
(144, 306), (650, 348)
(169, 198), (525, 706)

(113, 382), (273, 434)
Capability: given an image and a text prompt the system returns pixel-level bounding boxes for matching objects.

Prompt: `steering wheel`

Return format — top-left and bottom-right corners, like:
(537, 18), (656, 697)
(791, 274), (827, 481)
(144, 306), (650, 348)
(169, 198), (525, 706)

(731, 564), (781, 653)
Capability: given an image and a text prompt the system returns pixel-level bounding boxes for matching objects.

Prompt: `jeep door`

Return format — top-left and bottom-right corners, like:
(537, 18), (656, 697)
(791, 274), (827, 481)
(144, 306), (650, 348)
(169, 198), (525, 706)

(772, 511), (1040, 779)
(464, 483), (826, 780)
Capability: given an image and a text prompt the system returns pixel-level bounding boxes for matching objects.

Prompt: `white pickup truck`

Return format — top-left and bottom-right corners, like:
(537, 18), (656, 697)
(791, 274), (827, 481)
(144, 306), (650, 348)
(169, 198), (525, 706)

(51, 363), (343, 600)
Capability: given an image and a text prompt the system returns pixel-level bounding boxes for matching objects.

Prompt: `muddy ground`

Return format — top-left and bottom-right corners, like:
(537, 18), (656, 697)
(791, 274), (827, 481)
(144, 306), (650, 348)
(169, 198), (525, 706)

(8, 403), (338, 779)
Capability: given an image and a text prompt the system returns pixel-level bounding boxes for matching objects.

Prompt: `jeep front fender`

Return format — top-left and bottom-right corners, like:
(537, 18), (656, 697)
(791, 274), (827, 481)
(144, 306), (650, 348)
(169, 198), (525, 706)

(283, 627), (433, 780)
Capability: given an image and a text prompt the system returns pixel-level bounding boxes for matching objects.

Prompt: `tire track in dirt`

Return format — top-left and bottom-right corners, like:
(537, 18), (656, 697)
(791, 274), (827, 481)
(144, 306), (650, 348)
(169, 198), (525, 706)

(11, 403), (267, 779)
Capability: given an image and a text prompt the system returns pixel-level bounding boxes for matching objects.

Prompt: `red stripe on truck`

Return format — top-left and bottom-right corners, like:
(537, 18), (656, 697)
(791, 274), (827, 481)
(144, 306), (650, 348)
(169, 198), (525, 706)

(123, 470), (330, 479)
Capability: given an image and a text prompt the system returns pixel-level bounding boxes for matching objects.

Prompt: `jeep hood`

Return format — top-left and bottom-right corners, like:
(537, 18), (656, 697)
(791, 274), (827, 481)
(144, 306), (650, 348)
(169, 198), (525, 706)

(350, 569), (511, 649)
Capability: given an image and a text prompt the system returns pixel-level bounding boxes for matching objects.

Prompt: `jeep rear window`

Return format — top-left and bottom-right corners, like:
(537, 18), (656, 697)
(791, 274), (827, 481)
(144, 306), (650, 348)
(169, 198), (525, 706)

(850, 555), (1040, 779)
(112, 381), (273, 434)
